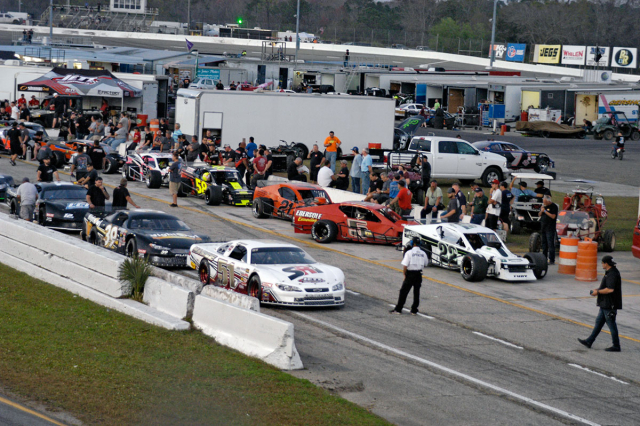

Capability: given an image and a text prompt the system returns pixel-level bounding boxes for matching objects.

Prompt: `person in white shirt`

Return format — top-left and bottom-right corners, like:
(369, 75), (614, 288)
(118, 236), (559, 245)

(316, 163), (334, 187)
(390, 237), (429, 315)
(486, 179), (502, 230)
(11, 101), (19, 120)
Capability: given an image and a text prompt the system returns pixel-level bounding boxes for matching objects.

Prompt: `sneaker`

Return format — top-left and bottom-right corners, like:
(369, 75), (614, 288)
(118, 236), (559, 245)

(548, 261), (555, 265)
(604, 346), (621, 352)
(170, 204), (178, 207)
(10, 160), (16, 166)
(389, 309), (401, 315)
(577, 338), (592, 349)
(410, 310), (419, 316)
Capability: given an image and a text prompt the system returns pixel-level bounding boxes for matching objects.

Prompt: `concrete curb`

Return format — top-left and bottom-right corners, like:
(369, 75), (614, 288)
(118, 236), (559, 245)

(143, 277), (194, 320)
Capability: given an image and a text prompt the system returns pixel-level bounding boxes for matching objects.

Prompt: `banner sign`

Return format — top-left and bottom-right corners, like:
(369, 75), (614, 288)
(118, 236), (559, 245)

(561, 45), (586, 65)
(18, 68), (142, 98)
(533, 44), (561, 64)
(611, 47), (637, 68)
(505, 43), (526, 62)
(586, 46), (610, 67)
(197, 68), (221, 79)
(489, 43), (507, 60)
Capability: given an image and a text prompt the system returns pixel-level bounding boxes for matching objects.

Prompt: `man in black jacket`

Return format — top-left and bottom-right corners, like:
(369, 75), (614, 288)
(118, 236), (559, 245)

(578, 255), (622, 352)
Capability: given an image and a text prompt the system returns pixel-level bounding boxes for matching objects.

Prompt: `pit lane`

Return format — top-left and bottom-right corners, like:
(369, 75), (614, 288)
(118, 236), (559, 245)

(2, 156), (640, 425)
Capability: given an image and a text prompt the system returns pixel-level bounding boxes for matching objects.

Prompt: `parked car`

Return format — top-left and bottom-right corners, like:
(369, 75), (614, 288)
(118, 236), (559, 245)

(178, 165), (253, 206)
(188, 78), (217, 90)
(252, 181), (331, 221)
(0, 12), (26, 24)
(122, 152), (175, 189)
(395, 103), (425, 119)
(472, 140), (554, 173)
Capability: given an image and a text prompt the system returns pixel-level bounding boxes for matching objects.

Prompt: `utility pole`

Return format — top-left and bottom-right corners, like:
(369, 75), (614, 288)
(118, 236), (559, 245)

(294, 0), (300, 70)
(187, 0), (191, 35)
(489, 0), (498, 69)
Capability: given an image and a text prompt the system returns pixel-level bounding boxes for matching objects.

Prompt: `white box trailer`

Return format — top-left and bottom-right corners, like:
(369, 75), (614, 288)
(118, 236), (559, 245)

(598, 93), (640, 123)
(175, 89), (395, 152)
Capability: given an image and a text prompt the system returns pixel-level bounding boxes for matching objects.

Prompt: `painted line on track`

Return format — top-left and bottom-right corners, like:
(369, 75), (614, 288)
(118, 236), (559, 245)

(345, 289), (360, 296)
(388, 304), (434, 319)
(472, 332), (523, 349)
(568, 364), (628, 385)
(293, 312), (600, 426)
(8, 158), (639, 344)
(0, 395), (67, 426)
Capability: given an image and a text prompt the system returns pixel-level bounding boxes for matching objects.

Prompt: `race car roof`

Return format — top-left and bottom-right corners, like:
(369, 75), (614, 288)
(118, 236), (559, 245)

(127, 209), (181, 220)
(511, 172), (554, 180)
(406, 223), (496, 235)
(195, 239), (300, 250)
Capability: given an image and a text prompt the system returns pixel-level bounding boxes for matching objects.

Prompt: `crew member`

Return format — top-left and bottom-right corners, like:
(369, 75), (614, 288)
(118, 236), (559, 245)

(287, 157), (307, 182)
(37, 157), (60, 182)
(7, 122), (21, 166)
(88, 140), (106, 170)
(77, 163), (99, 188)
(509, 178), (536, 200)
(534, 180), (551, 199)
(16, 177), (38, 222)
(308, 144), (325, 183)
(168, 152), (182, 207)
(440, 188), (460, 223)
(323, 131), (341, 172)
(539, 194), (558, 265)
(578, 255), (622, 352)
(421, 180), (443, 223)
(390, 237), (428, 315)
(221, 144), (237, 166)
(388, 180), (412, 217)
(452, 182), (467, 220)
(499, 181), (513, 237)
(71, 145), (93, 181)
(112, 178), (140, 210)
(86, 177), (109, 210)
(250, 149), (268, 188)
(469, 187), (488, 225)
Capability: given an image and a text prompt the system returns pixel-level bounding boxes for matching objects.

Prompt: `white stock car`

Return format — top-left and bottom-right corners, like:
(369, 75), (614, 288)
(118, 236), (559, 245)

(189, 240), (346, 307)
(121, 152), (174, 189)
(402, 223), (547, 282)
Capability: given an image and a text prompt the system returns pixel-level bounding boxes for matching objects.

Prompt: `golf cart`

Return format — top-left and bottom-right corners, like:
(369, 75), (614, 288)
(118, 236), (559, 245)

(529, 186), (615, 252)
(508, 173), (554, 235)
(593, 111), (640, 141)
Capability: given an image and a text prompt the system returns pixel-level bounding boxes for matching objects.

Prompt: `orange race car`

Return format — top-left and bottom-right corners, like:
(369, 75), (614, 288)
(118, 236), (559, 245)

(252, 181), (332, 220)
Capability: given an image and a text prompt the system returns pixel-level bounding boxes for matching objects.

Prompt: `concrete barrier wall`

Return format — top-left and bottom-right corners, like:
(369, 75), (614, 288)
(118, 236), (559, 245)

(201, 285), (260, 312)
(192, 294), (303, 370)
(143, 277), (194, 320)
(150, 266), (204, 294)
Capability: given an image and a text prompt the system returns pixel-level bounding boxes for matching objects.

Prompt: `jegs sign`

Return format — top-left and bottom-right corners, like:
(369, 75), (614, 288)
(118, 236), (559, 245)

(534, 45), (561, 64)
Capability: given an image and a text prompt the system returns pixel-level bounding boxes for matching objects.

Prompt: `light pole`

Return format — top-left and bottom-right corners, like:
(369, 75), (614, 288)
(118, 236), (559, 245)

(187, 0), (190, 35)
(489, 0), (498, 69)
(294, 0), (300, 70)
(49, 0), (53, 46)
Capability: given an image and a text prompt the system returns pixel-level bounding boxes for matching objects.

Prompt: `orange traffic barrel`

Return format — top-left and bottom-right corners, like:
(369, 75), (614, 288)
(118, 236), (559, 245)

(149, 119), (160, 132)
(558, 237), (579, 275)
(575, 238), (598, 282)
(500, 124), (507, 136)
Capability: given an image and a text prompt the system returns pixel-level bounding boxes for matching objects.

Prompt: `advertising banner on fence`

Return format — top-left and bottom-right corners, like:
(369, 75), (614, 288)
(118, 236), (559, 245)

(586, 46), (610, 67)
(561, 45), (586, 65)
(533, 44), (561, 64)
(505, 43), (526, 62)
(611, 47), (638, 68)
(489, 43), (507, 60)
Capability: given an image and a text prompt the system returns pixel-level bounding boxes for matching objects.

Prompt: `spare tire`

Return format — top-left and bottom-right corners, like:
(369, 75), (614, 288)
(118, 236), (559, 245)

(311, 220), (338, 243)
(460, 253), (488, 282)
(524, 252), (548, 279)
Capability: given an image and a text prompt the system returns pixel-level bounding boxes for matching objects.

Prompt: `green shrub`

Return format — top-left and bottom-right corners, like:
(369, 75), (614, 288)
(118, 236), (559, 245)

(119, 255), (152, 301)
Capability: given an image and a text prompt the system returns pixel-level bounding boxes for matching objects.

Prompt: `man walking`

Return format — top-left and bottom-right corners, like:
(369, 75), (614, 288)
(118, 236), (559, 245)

(323, 131), (341, 172)
(578, 256), (622, 352)
(539, 194), (558, 265)
(112, 179), (140, 210)
(390, 237), (428, 315)
(349, 147), (362, 194)
(7, 122), (21, 166)
(16, 177), (38, 222)
(86, 177), (109, 211)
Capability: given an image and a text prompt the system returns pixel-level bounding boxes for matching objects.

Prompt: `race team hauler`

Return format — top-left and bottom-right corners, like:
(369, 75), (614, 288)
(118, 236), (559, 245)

(293, 201), (417, 244)
(178, 165), (253, 206)
(190, 240), (346, 306)
(252, 181), (332, 221)
(82, 209), (210, 267)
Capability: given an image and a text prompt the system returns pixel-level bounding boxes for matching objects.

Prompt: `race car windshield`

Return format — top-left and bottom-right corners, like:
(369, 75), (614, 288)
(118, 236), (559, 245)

(42, 187), (87, 200)
(379, 208), (401, 223)
(250, 247), (316, 265)
(129, 218), (191, 231)
(298, 189), (328, 200)
(466, 232), (507, 255)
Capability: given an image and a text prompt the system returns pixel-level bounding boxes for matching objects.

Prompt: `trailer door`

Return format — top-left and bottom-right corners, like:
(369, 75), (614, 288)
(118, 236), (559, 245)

(175, 93), (199, 138)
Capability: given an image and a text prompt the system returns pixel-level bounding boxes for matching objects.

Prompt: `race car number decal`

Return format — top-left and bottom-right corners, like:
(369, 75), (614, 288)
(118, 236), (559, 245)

(347, 219), (373, 239)
(104, 224), (119, 249)
(216, 258), (237, 289)
(437, 242), (458, 262)
(283, 265), (322, 280)
(277, 199), (296, 217)
(195, 178), (207, 195)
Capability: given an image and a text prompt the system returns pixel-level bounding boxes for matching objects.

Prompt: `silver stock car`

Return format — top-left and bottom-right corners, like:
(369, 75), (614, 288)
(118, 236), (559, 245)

(189, 240), (346, 306)
(121, 152), (174, 189)
(402, 223), (547, 282)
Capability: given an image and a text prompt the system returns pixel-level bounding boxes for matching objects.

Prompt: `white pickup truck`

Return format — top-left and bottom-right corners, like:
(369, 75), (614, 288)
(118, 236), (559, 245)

(374, 136), (510, 187)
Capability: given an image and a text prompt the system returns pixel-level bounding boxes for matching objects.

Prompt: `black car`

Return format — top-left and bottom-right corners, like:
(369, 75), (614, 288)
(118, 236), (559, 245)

(82, 210), (210, 267)
(472, 140), (554, 173)
(7, 182), (110, 230)
(0, 174), (15, 202)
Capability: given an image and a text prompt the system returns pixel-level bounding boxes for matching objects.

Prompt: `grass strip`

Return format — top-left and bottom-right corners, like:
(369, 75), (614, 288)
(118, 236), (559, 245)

(0, 263), (389, 426)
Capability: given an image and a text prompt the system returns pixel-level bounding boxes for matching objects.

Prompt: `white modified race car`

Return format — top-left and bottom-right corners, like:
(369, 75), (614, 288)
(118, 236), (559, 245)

(189, 240), (346, 307)
(402, 223), (547, 282)
(122, 152), (174, 189)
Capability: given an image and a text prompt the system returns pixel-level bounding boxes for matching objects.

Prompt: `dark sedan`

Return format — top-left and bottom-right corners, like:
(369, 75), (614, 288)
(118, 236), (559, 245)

(472, 140), (554, 173)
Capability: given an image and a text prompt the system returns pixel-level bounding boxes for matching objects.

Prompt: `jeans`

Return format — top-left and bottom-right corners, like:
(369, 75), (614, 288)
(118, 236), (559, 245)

(586, 308), (620, 348)
(420, 205), (439, 222)
(351, 177), (360, 194)
(541, 228), (556, 263)
(470, 214), (485, 225)
(393, 271), (422, 313)
(361, 174), (370, 195)
(325, 151), (337, 172)
(110, 138), (126, 150)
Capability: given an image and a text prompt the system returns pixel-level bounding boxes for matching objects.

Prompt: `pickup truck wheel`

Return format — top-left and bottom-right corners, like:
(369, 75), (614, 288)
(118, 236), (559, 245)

(631, 131), (640, 141)
(481, 167), (502, 187)
(460, 254), (488, 282)
(529, 232), (542, 252)
(524, 252), (547, 279)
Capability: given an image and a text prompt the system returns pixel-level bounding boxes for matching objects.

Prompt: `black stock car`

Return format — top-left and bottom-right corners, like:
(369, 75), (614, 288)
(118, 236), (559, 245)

(472, 140), (554, 173)
(7, 182), (110, 230)
(178, 165), (253, 206)
(82, 209), (210, 267)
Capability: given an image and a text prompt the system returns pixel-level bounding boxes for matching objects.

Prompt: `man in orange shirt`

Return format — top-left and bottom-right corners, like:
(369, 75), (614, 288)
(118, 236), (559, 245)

(389, 180), (413, 217)
(323, 130), (341, 172)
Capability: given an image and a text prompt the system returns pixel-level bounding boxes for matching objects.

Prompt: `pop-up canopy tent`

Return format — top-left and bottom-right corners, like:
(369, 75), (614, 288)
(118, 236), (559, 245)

(18, 67), (142, 98)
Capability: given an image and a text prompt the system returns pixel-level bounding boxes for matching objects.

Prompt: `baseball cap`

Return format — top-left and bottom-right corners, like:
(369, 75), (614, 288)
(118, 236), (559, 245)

(536, 180), (544, 185)
(492, 179), (500, 184)
(351, 147), (359, 153)
(447, 187), (455, 193)
(601, 255), (616, 266)
(224, 144), (231, 148)
(474, 187), (483, 192)
(22, 177), (30, 183)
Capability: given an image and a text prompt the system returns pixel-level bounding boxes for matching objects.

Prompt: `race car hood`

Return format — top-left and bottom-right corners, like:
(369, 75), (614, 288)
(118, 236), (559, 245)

(474, 245), (526, 263)
(137, 230), (210, 249)
(257, 263), (344, 287)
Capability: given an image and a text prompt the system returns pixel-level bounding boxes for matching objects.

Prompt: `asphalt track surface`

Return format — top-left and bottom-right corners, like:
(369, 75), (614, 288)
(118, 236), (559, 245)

(2, 156), (640, 425)
(0, 393), (70, 426)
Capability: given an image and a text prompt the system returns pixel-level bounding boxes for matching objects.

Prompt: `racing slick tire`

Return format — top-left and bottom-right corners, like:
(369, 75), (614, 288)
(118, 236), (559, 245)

(603, 129), (614, 141)
(88, 229), (100, 246)
(510, 217), (522, 235)
(145, 170), (163, 189)
(602, 230), (616, 252)
(37, 206), (46, 226)
(103, 157), (117, 174)
(481, 167), (502, 187)
(252, 197), (271, 218)
(311, 220), (338, 244)
(632, 131), (640, 141)
(460, 254), (488, 282)
(294, 143), (309, 160)
(524, 252), (548, 279)
(529, 232), (542, 252)
(51, 151), (66, 168)
(125, 238), (138, 258)
(177, 178), (190, 197)
(247, 275), (263, 301)
(205, 186), (223, 206)
(199, 261), (211, 285)
(534, 158), (550, 173)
